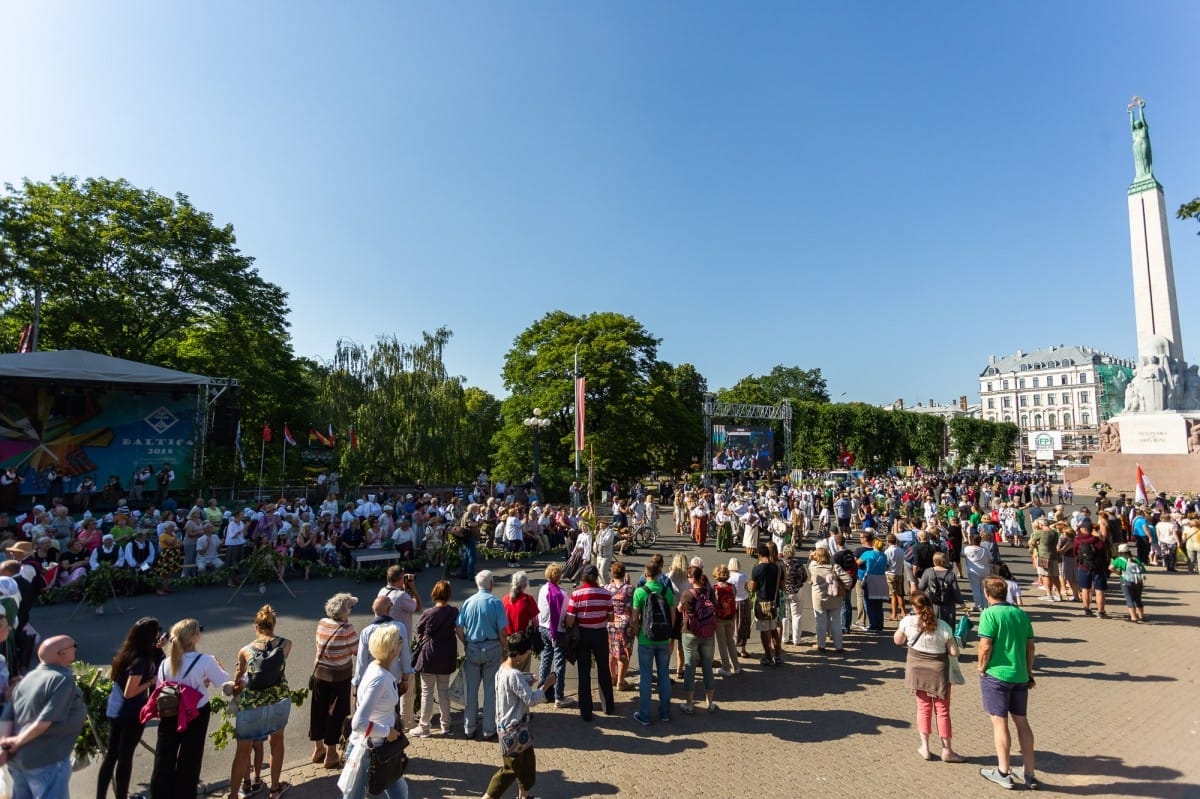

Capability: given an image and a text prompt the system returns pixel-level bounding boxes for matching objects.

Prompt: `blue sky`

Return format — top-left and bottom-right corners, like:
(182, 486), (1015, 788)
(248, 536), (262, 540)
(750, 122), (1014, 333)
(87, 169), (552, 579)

(3, 2), (1197, 407)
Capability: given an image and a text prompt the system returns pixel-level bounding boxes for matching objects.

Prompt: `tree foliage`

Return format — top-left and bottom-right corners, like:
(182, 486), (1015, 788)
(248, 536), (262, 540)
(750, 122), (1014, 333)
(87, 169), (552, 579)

(495, 311), (700, 493)
(949, 417), (1020, 468)
(1179, 197), (1200, 234)
(717, 365), (829, 406)
(313, 330), (500, 486)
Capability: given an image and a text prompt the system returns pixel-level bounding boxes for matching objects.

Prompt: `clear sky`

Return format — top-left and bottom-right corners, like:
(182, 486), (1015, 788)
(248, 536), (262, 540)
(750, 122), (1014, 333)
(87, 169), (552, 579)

(3, 2), (1197, 407)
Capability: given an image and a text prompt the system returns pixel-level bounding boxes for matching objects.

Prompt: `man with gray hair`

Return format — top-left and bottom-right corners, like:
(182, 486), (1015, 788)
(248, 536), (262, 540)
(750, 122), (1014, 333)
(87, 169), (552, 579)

(353, 595), (412, 716)
(456, 570), (507, 740)
(0, 634), (86, 799)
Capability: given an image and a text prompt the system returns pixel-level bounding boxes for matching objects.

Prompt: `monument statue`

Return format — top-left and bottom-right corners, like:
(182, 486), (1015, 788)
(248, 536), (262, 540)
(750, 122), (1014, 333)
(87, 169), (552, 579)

(1098, 421), (1121, 454)
(1128, 96), (1154, 181)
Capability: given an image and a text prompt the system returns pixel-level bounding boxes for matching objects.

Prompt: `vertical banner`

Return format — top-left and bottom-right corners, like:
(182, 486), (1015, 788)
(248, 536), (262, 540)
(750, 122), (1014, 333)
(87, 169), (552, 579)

(575, 376), (586, 452)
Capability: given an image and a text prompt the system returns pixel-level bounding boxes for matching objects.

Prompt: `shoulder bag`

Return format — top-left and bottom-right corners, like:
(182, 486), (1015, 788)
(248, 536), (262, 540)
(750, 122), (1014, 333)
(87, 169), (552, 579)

(310, 622), (350, 688)
(366, 720), (409, 794)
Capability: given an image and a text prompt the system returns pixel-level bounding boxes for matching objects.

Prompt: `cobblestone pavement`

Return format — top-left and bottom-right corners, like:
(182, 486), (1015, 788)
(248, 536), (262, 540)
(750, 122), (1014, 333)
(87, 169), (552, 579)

(69, 513), (1198, 798)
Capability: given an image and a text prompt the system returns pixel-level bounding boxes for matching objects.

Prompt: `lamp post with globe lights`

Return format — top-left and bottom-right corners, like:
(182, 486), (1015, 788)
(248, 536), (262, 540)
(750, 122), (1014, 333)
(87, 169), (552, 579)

(523, 408), (552, 494)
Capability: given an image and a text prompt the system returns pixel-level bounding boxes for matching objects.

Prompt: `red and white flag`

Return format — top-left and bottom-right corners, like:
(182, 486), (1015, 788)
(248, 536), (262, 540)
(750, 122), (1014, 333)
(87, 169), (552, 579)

(262, 423), (272, 443)
(575, 376), (586, 451)
(350, 425), (359, 450)
(1134, 464), (1154, 504)
(16, 324), (33, 353)
(328, 423), (336, 447)
(283, 424), (297, 447)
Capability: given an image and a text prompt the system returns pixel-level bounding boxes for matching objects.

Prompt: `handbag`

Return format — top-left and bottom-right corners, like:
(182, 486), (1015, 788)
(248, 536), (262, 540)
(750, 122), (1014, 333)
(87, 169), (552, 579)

(367, 732), (409, 794)
(947, 650), (966, 685)
(499, 713), (532, 757)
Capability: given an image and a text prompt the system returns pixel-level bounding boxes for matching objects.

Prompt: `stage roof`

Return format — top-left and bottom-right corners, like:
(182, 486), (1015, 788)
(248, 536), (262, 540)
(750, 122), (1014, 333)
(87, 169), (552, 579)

(0, 350), (214, 386)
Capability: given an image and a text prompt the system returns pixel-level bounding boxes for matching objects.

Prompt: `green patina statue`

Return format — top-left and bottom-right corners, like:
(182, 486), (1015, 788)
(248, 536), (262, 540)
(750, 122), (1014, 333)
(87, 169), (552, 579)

(1128, 96), (1153, 181)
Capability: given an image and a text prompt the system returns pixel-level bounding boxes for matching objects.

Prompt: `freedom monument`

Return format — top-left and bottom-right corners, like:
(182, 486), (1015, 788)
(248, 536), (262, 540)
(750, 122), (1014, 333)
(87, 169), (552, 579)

(1071, 98), (1200, 491)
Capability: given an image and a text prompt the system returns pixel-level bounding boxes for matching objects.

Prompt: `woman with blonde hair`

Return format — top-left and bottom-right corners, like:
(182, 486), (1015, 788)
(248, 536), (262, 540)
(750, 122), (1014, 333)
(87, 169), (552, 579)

(536, 563), (572, 708)
(310, 593), (359, 768)
(711, 563), (740, 675)
(229, 605), (293, 799)
(667, 553), (689, 680)
(149, 618), (229, 799)
(341, 624), (410, 799)
(893, 592), (965, 763)
(808, 548), (846, 653)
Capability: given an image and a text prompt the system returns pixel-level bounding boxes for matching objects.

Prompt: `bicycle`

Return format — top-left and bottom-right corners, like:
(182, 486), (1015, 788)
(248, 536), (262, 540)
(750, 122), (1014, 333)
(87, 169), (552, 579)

(632, 524), (658, 548)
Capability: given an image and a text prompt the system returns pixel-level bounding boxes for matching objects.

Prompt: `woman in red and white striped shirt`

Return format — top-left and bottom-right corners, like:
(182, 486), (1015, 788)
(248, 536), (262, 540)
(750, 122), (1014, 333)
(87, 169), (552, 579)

(309, 592), (358, 768)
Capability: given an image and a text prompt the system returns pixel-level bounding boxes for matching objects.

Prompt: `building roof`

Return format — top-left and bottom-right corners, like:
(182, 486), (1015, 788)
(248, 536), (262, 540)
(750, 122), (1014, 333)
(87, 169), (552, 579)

(0, 349), (215, 386)
(980, 345), (1133, 377)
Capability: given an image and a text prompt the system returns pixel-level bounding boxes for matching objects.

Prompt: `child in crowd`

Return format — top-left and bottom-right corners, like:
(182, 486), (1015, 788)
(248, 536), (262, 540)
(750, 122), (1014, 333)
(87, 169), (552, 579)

(1109, 543), (1148, 623)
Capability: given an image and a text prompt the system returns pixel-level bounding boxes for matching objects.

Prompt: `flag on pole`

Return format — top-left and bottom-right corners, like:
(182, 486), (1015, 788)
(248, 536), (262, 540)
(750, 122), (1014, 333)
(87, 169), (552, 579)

(1134, 464), (1154, 504)
(309, 427), (333, 448)
(262, 423), (272, 443)
(16, 325), (33, 353)
(350, 425), (359, 450)
(575, 376), (586, 451)
(235, 419), (246, 470)
(328, 423), (336, 447)
(283, 424), (297, 447)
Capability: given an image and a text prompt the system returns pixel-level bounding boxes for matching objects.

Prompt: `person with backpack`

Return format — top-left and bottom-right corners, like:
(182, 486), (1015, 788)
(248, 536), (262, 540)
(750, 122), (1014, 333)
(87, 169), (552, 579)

(710, 563), (741, 676)
(807, 548), (847, 653)
(832, 541), (859, 636)
(678, 565), (719, 714)
(893, 592), (966, 764)
(148, 618), (229, 799)
(1073, 519), (1110, 619)
(748, 543), (783, 666)
(1109, 544), (1148, 623)
(229, 605), (293, 799)
(631, 557), (675, 726)
(918, 553), (962, 628)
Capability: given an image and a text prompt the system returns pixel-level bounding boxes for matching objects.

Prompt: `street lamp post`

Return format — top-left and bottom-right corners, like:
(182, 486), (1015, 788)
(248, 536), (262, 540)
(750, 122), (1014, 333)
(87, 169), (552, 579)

(523, 408), (552, 494)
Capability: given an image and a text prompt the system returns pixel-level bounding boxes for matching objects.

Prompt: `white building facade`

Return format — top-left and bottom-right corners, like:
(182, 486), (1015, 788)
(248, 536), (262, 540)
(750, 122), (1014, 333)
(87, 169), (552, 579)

(978, 345), (1134, 464)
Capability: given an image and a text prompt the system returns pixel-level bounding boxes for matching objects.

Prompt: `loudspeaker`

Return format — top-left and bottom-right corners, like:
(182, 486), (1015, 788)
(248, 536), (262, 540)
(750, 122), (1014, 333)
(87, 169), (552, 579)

(210, 400), (241, 446)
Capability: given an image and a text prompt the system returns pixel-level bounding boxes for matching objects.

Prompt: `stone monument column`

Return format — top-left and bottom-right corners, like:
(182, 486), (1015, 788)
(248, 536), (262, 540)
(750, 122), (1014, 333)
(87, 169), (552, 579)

(1126, 96), (1185, 366)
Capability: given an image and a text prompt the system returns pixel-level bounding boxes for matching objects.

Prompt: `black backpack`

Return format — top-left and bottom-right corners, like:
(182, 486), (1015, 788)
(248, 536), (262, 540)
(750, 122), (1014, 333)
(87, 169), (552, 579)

(834, 549), (859, 587)
(1077, 538), (1103, 570)
(926, 570), (954, 606)
(244, 637), (286, 691)
(640, 584), (672, 641)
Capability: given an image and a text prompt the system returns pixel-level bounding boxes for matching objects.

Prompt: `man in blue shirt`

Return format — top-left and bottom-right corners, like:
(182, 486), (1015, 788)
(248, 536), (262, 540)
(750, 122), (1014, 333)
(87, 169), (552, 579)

(1131, 509), (1151, 564)
(456, 570), (507, 740)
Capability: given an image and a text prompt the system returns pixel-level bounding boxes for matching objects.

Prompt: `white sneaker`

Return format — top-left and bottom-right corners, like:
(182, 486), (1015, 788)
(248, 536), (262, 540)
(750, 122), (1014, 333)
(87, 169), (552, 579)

(717, 668), (731, 677)
(555, 697), (576, 708)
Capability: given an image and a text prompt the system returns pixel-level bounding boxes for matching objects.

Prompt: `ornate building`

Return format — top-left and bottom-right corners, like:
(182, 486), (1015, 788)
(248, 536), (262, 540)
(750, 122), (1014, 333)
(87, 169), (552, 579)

(978, 345), (1134, 462)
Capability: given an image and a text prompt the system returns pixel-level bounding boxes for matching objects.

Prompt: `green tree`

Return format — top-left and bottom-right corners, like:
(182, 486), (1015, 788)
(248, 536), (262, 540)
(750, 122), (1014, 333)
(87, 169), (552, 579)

(313, 330), (499, 486)
(718, 365), (829, 406)
(1178, 197), (1200, 232)
(646, 362), (708, 475)
(495, 311), (679, 494)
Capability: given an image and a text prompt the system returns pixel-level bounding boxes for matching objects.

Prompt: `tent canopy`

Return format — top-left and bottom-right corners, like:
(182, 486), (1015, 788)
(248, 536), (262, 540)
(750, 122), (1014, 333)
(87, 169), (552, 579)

(0, 350), (214, 387)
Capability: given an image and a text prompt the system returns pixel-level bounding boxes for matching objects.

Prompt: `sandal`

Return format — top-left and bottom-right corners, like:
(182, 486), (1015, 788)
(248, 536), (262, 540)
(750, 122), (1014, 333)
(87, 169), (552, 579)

(240, 778), (265, 797)
(269, 783), (291, 799)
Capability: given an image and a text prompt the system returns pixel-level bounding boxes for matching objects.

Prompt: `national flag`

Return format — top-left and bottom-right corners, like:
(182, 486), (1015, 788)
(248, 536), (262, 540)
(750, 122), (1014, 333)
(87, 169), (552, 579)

(1135, 464), (1154, 504)
(575, 376), (586, 451)
(262, 423), (272, 443)
(235, 420), (246, 470)
(308, 427), (333, 448)
(328, 423), (336, 446)
(16, 324), (33, 353)
(350, 425), (359, 450)
(283, 424), (297, 447)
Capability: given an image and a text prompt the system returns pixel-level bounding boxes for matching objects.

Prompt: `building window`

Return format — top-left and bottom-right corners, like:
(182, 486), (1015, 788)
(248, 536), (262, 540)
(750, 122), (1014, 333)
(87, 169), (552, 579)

(1062, 392), (1070, 404)
(986, 382), (993, 392)
(987, 398), (995, 409)
(1061, 374), (1068, 384)
(1032, 377), (1039, 387)
(1048, 413), (1057, 427)
(1080, 373), (1089, 383)
(1002, 397), (1012, 408)
(1079, 391), (1089, 403)
(1019, 378), (1026, 389)
(1034, 413), (1043, 427)
(1082, 412), (1091, 425)
(1046, 376), (1054, 387)
(1047, 394), (1055, 405)
(1002, 380), (1009, 390)
(1003, 415), (1012, 423)
(1062, 412), (1072, 429)
(1019, 396), (1028, 407)
(1020, 414), (1029, 428)
(1033, 395), (1041, 406)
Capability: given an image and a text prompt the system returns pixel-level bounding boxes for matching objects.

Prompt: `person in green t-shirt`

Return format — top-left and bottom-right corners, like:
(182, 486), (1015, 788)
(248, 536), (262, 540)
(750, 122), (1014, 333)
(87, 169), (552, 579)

(977, 576), (1037, 791)
(1109, 543), (1147, 623)
(630, 559), (674, 726)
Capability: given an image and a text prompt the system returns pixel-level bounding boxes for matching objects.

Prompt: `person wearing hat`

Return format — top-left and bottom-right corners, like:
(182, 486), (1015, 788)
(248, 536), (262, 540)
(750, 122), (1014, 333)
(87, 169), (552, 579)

(124, 527), (157, 576)
(1072, 519), (1109, 618)
(564, 564), (616, 722)
(1028, 520), (1064, 602)
(90, 534), (126, 572)
(1109, 544), (1147, 623)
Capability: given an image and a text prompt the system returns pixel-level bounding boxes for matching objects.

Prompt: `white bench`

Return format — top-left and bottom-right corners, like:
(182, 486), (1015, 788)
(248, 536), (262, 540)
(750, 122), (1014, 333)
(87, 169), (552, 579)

(351, 549), (404, 570)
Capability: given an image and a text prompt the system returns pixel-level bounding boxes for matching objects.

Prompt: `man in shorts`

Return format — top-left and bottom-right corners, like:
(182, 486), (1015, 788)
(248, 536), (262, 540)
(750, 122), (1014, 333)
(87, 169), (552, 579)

(977, 576), (1037, 790)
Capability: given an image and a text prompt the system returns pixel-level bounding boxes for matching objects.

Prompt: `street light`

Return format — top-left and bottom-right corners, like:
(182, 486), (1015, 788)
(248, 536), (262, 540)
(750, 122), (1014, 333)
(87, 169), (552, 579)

(523, 408), (552, 491)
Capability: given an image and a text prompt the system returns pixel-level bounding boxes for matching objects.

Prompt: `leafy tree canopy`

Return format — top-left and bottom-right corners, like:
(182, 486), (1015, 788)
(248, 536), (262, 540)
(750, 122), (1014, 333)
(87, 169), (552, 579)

(1179, 197), (1200, 233)
(717, 365), (829, 407)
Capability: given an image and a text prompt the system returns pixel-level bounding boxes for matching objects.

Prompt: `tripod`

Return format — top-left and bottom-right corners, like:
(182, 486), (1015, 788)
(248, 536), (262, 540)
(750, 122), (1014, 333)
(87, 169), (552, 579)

(227, 542), (296, 604)
(71, 568), (127, 619)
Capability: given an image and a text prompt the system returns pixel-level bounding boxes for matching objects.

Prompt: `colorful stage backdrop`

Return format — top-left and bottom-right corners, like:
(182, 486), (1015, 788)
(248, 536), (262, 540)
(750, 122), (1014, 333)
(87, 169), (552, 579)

(0, 384), (197, 499)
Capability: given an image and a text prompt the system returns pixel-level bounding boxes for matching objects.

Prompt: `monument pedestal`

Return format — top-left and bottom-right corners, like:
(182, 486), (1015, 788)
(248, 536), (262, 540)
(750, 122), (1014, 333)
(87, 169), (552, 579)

(1065, 451), (1199, 493)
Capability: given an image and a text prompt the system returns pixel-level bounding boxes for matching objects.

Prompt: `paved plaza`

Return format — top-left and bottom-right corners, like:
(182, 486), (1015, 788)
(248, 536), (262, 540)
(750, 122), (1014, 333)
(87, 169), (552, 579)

(62, 512), (1198, 799)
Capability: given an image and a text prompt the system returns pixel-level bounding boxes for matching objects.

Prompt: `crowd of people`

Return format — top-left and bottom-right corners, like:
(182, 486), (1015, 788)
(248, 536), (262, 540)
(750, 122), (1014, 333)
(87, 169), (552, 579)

(0, 468), (1196, 798)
